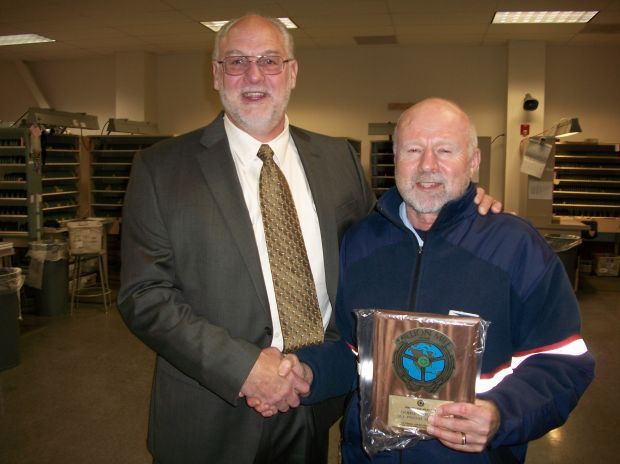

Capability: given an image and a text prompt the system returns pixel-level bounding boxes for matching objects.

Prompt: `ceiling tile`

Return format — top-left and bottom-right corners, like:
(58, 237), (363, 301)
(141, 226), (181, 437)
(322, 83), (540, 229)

(391, 12), (492, 26)
(292, 14), (392, 28)
(388, 0), (496, 13)
(281, 0), (390, 16)
(395, 24), (489, 35)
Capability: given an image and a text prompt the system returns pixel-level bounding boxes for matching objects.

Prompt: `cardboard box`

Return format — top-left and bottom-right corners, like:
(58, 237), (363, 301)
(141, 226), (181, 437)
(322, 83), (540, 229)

(67, 220), (103, 254)
(594, 254), (620, 277)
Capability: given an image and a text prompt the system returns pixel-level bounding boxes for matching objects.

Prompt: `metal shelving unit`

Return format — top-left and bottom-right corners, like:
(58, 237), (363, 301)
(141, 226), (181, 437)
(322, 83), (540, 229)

(87, 135), (170, 218)
(41, 134), (81, 224)
(553, 142), (620, 233)
(370, 140), (394, 198)
(0, 129), (83, 242)
(0, 127), (35, 240)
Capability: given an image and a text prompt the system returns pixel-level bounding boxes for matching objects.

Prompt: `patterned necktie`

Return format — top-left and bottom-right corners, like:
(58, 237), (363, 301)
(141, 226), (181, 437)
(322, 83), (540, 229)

(257, 144), (324, 352)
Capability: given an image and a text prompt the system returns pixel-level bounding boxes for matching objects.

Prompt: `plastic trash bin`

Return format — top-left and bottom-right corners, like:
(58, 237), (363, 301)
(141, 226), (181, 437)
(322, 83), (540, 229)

(545, 234), (582, 289)
(0, 267), (23, 370)
(27, 240), (69, 316)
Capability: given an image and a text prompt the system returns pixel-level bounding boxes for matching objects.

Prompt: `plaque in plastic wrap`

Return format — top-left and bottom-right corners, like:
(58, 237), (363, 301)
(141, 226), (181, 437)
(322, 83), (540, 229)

(370, 310), (484, 434)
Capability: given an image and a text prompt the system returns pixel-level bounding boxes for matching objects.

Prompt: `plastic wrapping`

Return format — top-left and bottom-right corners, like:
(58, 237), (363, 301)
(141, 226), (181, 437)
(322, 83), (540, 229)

(356, 309), (489, 455)
(0, 267), (23, 295)
(0, 267), (25, 320)
(26, 240), (67, 289)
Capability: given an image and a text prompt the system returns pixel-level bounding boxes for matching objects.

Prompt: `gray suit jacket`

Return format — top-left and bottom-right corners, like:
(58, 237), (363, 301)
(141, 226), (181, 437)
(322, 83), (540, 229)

(118, 114), (374, 463)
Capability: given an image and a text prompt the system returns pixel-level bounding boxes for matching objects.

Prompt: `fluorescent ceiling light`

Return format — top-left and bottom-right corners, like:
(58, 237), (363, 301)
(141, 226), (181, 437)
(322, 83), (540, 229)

(201, 17), (298, 32)
(277, 18), (298, 29)
(200, 21), (229, 32)
(0, 33), (55, 46)
(493, 11), (598, 24)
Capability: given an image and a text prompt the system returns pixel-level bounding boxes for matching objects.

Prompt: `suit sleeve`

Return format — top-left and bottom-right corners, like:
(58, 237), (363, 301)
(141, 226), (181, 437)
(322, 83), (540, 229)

(117, 151), (260, 406)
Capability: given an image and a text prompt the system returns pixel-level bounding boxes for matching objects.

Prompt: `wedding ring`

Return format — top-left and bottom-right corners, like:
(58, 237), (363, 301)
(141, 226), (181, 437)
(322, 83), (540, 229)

(461, 432), (467, 446)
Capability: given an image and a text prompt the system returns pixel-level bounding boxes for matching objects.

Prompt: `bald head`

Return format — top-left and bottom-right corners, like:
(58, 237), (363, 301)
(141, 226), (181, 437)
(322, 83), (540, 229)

(394, 98), (478, 158)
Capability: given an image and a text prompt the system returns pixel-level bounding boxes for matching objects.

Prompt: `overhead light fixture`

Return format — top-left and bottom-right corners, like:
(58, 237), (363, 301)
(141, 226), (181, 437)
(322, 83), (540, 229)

(24, 107), (99, 130)
(492, 11), (598, 24)
(200, 21), (229, 32)
(201, 17), (298, 32)
(277, 17), (298, 29)
(554, 118), (582, 138)
(525, 117), (583, 143)
(107, 118), (158, 135)
(0, 34), (55, 46)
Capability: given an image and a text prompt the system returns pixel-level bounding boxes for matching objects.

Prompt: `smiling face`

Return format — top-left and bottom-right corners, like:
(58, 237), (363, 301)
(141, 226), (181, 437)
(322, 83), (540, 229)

(212, 16), (298, 142)
(394, 98), (480, 229)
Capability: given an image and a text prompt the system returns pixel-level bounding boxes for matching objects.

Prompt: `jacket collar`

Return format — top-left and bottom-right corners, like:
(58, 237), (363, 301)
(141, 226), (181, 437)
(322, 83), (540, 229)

(377, 182), (478, 232)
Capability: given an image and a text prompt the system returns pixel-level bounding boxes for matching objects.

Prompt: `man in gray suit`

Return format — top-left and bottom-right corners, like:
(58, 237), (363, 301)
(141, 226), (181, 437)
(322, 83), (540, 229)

(118, 14), (498, 464)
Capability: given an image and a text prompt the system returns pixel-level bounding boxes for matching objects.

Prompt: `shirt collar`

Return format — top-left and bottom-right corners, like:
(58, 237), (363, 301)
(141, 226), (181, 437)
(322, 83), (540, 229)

(223, 114), (291, 166)
(399, 201), (425, 248)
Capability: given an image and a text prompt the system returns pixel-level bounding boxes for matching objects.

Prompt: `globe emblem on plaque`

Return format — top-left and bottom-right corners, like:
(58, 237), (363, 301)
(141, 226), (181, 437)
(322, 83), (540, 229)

(403, 342), (446, 382)
(393, 328), (456, 393)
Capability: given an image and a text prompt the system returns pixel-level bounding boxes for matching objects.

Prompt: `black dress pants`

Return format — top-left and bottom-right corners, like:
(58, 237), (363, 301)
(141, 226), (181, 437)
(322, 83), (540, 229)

(253, 405), (328, 464)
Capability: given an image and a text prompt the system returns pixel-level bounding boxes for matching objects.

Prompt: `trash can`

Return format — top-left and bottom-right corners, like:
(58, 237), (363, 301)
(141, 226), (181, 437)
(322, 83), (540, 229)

(27, 240), (69, 316)
(545, 234), (582, 289)
(0, 267), (23, 370)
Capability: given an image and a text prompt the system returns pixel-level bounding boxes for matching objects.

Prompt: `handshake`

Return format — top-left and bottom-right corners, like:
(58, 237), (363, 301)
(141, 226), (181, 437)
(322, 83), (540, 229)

(239, 347), (313, 417)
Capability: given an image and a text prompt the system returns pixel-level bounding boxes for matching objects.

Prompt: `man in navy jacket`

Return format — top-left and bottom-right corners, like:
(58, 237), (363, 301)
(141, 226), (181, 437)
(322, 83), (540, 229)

(293, 98), (595, 463)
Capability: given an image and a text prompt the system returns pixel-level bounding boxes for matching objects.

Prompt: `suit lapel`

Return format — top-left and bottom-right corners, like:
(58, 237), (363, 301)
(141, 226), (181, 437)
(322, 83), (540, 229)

(194, 116), (270, 314)
(291, 127), (339, 304)
(191, 119), (339, 314)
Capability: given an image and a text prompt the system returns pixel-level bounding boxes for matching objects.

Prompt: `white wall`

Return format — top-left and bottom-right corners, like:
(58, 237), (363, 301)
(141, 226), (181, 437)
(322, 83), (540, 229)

(505, 41), (547, 214)
(155, 45), (508, 197)
(1, 43), (619, 205)
(546, 46), (620, 143)
(29, 58), (116, 134)
(0, 63), (39, 124)
(290, 45), (507, 196)
(154, 45), (507, 142)
(156, 53), (220, 136)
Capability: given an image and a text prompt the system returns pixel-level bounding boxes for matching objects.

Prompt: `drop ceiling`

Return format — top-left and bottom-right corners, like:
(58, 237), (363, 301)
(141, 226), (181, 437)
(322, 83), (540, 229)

(1, 0), (619, 62)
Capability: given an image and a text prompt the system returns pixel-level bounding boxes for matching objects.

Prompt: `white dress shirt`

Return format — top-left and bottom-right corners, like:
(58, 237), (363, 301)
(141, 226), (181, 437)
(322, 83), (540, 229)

(223, 114), (331, 350)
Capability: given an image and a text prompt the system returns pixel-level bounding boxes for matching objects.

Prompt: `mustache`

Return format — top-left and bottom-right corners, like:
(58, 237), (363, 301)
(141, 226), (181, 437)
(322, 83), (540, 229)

(413, 174), (446, 184)
(241, 88), (269, 94)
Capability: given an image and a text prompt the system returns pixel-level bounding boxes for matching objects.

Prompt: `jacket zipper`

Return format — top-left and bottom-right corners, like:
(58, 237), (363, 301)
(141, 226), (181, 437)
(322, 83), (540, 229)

(409, 241), (424, 311)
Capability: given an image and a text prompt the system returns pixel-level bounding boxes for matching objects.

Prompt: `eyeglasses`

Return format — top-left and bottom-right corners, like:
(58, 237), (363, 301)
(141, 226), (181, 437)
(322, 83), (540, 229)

(216, 55), (293, 76)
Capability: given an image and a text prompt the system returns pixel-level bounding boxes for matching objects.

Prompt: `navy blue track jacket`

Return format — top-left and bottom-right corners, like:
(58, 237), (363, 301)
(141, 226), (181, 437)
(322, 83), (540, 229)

(298, 183), (595, 463)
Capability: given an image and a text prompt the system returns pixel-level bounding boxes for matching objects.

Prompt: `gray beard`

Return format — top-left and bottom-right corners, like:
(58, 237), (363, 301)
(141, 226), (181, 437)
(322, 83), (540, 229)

(219, 90), (291, 139)
(398, 177), (471, 214)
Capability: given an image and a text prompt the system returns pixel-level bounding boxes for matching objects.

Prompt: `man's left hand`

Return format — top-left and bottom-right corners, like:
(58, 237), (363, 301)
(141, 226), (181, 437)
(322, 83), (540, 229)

(426, 399), (500, 453)
(475, 187), (502, 215)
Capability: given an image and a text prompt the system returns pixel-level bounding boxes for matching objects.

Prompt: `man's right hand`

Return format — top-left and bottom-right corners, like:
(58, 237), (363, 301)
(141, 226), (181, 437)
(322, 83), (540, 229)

(239, 347), (310, 417)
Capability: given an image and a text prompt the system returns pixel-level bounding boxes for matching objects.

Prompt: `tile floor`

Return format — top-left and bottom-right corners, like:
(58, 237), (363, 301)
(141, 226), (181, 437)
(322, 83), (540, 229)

(0, 277), (618, 463)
